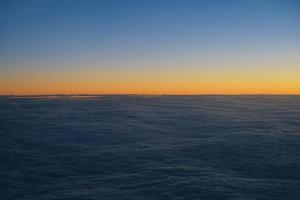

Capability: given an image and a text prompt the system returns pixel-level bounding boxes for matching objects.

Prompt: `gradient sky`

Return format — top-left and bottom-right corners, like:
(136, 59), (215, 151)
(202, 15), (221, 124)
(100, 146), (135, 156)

(1, 0), (300, 95)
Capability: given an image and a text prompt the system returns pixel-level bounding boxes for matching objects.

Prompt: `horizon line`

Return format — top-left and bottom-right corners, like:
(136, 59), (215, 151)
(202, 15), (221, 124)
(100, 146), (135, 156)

(1, 93), (300, 97)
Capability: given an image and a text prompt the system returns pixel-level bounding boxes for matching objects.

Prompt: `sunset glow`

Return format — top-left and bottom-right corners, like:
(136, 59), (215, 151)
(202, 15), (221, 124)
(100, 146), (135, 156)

(1, 0), (299, 95)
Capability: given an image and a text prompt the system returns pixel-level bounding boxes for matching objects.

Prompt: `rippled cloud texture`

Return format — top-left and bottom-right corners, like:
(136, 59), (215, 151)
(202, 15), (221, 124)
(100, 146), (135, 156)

(1, 95), (300, 199)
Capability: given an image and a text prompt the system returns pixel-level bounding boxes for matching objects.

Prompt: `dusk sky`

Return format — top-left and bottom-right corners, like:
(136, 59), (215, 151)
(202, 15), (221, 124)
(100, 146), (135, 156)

(1, 0), (300, 95)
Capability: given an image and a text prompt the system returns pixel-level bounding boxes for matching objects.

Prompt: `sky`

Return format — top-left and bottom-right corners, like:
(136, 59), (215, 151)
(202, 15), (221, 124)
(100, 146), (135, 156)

(1, 0), (300, 95)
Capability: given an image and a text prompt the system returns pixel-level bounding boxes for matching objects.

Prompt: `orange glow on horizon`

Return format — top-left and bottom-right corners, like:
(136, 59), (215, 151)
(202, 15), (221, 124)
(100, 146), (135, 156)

(1, 81), (300, 95)
(2, 64), (300, 95)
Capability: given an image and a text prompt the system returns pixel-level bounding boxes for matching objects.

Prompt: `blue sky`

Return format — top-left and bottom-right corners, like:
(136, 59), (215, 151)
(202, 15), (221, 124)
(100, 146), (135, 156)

(1, 0), (300, 94)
